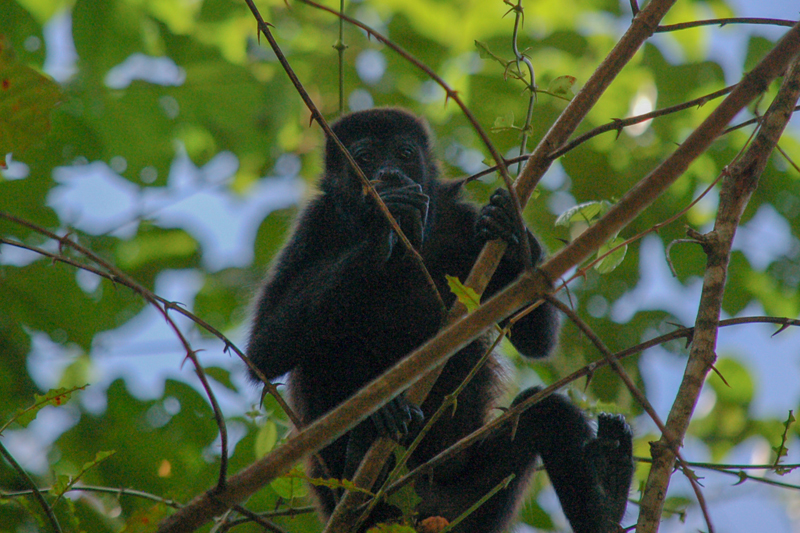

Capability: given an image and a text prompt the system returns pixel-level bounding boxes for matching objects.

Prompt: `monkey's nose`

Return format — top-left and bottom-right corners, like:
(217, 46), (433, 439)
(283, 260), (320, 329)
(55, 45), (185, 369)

(376, 168), (413, 187)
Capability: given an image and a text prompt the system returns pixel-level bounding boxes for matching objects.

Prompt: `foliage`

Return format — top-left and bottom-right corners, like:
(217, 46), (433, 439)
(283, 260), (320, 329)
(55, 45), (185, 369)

(1, 0), (800, 532)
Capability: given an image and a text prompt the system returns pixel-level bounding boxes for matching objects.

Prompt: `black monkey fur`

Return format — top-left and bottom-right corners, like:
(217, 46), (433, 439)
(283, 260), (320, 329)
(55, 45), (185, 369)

(246, 108), (634, 532)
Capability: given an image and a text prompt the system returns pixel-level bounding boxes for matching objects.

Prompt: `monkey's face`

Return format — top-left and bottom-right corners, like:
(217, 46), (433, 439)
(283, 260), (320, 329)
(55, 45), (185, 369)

(349, 135), (431, 248)
(347, 135), (427, 191)
(325, 108), (436, 198)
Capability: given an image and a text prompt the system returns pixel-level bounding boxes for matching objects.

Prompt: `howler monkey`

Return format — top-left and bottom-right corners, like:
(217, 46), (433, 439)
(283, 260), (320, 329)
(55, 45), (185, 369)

(247, 108), (634, 533)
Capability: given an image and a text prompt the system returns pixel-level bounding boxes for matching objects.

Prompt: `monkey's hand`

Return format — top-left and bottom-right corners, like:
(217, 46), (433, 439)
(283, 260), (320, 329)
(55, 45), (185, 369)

(583, 413), (635, 526)
(343, 395), (424, 479)
(476, 188), (522, 247)
(371, 394), (424, 443)
(372, 174), (429, 255)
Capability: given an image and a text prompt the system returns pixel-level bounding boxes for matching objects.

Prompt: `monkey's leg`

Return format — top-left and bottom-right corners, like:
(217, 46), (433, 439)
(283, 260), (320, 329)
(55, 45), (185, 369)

(513, 387), (634, 533)
(415, 387), (633, 533)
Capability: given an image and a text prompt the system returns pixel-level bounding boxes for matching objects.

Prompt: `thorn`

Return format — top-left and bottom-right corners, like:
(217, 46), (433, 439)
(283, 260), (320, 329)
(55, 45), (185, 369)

(710, 363), (730, 387)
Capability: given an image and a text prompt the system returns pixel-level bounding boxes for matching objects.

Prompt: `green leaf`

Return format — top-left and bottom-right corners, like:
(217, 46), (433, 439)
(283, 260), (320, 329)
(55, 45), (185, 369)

(52, 450), (116, 502)
(7, 386), (84, 430)
(595, 236), (627, 274)
(546, 75), (576, 99)
(385, 480), (422, 525)
(116, 227), (199, 271)
(0, 36), (62, 159)
(554, 200), (611, 227)
(491, 112), (516, 132)
(518, 499), (555, 529)
(254, 206), (298, 267)
(270, 466), (309, 500)
(254, 421), (278, 458)
(50, 474), (71, 496)
(203, 366), (236, 392)
(474, 40), (509, 67)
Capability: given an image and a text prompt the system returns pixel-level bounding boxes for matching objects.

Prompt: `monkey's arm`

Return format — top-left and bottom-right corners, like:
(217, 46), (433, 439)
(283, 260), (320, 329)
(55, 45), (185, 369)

(246, 199), (391, 381)
(475, 189), (560, 358)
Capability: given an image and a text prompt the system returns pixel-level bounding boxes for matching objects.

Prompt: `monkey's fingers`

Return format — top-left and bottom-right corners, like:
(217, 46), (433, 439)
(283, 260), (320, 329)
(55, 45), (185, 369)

(371, 396), (424, 441)
(476, 206), (519, 246)
(596, 413), (634, 458)
(380, 188), (430, 229)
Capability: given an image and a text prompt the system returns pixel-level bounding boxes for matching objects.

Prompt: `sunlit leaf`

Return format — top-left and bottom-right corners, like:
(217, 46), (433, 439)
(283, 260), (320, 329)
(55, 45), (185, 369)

(554, 200), (611, 227)
(546, 75), (576, 99)
(446, 275), (481, 313)
(254, 420), (278, 458)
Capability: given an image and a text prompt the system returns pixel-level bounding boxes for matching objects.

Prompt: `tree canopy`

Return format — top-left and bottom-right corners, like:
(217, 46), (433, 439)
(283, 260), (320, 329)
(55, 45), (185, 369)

(2, 1), (800, 532)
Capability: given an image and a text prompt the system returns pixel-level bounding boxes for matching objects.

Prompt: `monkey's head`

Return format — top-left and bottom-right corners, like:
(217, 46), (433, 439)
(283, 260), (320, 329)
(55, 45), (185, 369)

(322, 108), (438, 196)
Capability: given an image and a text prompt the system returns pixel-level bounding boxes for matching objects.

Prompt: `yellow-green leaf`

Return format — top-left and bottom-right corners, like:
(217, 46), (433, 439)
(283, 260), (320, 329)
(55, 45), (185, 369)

(270, 466), (309, 499)
(254, 421), (278, 458)
(554, 200), (611, 227)
(446, 275), (481, 313)
(547, 75), (577, 99)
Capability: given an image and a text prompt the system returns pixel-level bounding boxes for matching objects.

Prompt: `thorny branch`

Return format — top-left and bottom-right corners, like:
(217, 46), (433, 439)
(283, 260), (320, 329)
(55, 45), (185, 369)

(241, 0), (447, 315)
(636, 53), (800, 533)
(0, 213), (231, 488)
(154, 10), (800, 533)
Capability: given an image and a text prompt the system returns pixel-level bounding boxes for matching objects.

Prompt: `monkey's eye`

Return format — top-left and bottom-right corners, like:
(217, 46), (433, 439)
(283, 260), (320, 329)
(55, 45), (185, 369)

(398, 145), (415, 160)
(353, 147), (373, 166)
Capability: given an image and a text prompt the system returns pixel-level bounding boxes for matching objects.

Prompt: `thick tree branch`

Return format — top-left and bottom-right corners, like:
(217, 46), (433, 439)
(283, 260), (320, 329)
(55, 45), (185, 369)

(636, 54), (800, 533)
(464, 0), (679, 295)
(322, 2), (681, 529)
(156, 18), (800, 533)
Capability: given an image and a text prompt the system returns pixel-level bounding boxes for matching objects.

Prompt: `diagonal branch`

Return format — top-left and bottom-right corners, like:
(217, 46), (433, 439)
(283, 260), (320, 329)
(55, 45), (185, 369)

(322, 2), (681, 529)
(155, 16), (800, 533)
(636, 52), (800, 533)
(0, 213), (231, 486)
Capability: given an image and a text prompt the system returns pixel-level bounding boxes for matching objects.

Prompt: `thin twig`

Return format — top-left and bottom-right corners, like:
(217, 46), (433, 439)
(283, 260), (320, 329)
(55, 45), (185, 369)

(657, 17), (797, 33)
(0, 213), (230, 487)
(0, 442), (62, 533)
(242, 0), (445, 313)
(509, 0), (537, 175)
